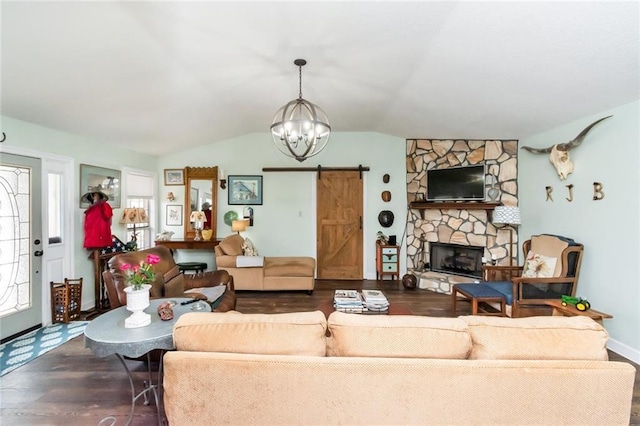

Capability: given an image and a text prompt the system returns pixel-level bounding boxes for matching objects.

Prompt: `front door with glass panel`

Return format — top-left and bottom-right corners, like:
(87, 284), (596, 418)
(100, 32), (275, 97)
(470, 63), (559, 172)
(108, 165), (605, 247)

(0, 153), (43, 340)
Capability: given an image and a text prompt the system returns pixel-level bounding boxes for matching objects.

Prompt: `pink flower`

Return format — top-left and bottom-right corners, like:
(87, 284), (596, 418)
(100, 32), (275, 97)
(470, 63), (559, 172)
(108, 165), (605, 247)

(132, 265), (140, 273)
(146, 254), (160, 265)
(120, 263), (131, 271)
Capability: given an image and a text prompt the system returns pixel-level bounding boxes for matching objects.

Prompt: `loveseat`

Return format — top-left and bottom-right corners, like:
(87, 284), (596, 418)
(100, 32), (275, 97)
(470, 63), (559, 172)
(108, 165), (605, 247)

(214, 234), (315, 292)
(163, 312), (635, 425)
(103, 245), (236, 311)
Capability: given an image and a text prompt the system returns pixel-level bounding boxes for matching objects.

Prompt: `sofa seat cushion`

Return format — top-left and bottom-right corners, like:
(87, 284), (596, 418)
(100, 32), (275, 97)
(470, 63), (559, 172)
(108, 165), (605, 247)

(327, 312), (471, 359)
(215, 255), (236, 269)
(173, 310), (327, 356)
(482, 281), (514, 305)
(264, 257), (315, 277)
(460, 315), (609, 361)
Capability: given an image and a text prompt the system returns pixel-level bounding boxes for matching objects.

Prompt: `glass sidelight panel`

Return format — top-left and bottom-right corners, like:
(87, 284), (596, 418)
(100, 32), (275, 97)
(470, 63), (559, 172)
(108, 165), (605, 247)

(0, 164), (32, 317)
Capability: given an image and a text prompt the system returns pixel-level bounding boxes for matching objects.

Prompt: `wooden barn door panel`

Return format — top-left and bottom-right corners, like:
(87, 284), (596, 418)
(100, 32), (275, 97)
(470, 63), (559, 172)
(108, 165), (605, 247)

(316, 171), (363, 280)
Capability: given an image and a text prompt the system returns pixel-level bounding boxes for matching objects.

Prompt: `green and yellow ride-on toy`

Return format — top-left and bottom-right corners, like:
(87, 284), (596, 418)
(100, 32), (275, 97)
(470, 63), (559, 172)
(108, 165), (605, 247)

(561, 295), (591, 311)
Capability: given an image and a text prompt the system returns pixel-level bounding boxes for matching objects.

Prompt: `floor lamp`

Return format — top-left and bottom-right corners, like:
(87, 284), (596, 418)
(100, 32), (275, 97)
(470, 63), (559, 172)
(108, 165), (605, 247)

(492, 206), (521, 266)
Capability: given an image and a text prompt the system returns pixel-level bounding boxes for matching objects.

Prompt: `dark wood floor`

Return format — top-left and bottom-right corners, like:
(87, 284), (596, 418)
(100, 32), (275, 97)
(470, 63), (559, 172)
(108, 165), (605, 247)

(1, 279), (638, 425)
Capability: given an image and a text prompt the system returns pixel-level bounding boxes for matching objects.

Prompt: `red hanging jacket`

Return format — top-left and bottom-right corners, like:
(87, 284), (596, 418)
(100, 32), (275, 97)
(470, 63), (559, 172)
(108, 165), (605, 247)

(84, 201), (113, 249)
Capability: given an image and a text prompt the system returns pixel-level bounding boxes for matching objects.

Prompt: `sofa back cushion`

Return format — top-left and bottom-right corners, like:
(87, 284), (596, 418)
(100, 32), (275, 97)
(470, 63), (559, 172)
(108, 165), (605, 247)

(218, 234), (244, 256)
(327, 312), (471, 359)
(173, 310), (327, 356)
(460, 315), (609, 360)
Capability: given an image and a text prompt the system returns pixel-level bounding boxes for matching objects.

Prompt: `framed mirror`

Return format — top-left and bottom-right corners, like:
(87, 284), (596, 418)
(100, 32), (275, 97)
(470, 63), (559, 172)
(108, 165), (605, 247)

(184, 166), (218, 240)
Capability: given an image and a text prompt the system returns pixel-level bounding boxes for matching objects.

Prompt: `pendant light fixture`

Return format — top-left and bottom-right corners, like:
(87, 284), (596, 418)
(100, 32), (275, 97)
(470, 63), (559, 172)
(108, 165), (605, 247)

(270, 59), (331, 162)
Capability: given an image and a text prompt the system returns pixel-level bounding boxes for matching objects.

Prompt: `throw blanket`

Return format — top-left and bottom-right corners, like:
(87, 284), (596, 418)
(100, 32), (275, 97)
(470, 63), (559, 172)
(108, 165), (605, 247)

(236, 256), (264, 268)
(185, 286), (226, 303)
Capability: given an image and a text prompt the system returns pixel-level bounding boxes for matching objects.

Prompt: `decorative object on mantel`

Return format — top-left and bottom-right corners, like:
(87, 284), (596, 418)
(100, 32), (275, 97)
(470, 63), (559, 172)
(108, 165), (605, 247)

(190, 211), (207, 241)
(485, 173), (500, 201)
(376, 231), (389, 245)
(521, 115), (612, 181)
(201, 229), (214, 241)
(492, 206), (521, 266)
(378, 210), (394, 228)
(270, 59), (331, 162)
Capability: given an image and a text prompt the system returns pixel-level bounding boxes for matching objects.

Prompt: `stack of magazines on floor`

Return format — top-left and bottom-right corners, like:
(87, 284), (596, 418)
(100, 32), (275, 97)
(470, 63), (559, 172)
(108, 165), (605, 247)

(333, 290), (364, 313)
(361, 290), (389, 312)
(333, 289), (390, 313)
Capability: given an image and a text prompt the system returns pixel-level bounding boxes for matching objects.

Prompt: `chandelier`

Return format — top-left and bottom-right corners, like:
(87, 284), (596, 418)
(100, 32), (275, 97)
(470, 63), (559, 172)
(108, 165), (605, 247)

(270, 59), (331, 162)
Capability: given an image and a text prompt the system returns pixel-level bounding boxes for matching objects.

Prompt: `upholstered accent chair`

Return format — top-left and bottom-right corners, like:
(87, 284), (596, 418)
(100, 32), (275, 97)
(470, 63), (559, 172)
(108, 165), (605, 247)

(482, 234), (584, 317)
(103, 245), (236, 312)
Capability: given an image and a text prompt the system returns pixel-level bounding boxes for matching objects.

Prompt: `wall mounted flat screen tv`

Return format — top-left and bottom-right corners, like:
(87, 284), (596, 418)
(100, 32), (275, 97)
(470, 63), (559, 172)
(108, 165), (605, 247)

(426, 164), (486, 202)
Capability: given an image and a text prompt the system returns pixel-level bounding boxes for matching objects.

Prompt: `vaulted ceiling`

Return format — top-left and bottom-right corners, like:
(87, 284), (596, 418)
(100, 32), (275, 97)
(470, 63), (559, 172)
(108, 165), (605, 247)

(2, 1), (638, 156)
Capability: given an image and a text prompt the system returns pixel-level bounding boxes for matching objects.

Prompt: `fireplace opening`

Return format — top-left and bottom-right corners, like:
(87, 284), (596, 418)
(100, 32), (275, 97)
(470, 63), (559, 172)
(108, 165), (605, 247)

(429, 242), (484, 278)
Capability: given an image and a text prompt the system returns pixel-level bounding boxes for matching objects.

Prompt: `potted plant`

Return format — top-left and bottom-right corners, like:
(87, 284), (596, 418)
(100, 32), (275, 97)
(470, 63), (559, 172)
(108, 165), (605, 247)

(120, 254), (160, 328)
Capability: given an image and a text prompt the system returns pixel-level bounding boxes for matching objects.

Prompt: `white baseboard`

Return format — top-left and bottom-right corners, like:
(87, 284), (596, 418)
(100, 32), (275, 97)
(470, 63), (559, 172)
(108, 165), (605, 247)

(607, 337), (640, 364)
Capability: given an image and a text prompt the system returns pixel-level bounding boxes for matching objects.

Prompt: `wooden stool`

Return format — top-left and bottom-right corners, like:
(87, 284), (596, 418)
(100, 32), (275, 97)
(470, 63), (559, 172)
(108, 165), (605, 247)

(177, 262), (207, 275)
(452, 283), (506, 316)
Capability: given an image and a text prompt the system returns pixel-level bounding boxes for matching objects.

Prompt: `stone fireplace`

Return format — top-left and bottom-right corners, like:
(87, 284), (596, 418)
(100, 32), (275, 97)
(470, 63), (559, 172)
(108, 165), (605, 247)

(405, 139), (519, 294)
(430, 242), (484, 279)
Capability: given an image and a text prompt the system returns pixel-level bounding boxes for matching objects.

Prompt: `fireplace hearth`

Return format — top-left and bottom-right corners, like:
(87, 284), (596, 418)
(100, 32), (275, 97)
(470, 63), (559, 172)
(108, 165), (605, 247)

(430, 242), (484, 278)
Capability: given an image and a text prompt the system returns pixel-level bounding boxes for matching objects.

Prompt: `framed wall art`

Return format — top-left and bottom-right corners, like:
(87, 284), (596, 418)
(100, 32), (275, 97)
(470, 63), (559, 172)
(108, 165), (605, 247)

(166, 205), (183, 226)
(164, 169), (184, 186)
(80, 164), (121, 208)
(228, 175), (263, 205)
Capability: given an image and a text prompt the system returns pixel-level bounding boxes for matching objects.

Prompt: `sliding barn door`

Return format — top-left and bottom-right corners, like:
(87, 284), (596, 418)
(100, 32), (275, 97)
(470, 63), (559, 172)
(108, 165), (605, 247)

(316, 171), (363, 279)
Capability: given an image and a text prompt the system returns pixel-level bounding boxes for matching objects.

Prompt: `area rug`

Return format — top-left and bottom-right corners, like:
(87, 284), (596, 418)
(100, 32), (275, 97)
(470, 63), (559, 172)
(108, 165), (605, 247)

(0, 321), (88, 376)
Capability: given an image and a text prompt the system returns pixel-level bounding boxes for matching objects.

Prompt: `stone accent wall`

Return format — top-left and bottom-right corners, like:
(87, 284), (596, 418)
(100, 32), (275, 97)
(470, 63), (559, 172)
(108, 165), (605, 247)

(405, 139), (519, 294)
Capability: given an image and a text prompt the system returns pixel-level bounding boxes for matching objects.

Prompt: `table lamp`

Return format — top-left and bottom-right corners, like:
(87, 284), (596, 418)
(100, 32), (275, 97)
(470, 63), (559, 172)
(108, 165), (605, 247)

(492, 206), (521, 266)
(120, 208), (147, 246)
(231, 219), (248, 235)
(190, 210), (207, 241)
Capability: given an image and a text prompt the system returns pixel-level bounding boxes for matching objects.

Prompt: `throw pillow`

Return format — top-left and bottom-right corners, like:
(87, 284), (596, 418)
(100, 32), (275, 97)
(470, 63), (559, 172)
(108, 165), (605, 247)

(219, 234), (244, 256)
(522, 250), (558, 278)
(242, 237), (259, 256)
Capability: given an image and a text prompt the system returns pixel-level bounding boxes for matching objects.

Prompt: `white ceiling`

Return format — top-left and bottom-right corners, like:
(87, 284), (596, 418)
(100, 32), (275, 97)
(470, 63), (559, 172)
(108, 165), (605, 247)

(2, 1), (638, 156)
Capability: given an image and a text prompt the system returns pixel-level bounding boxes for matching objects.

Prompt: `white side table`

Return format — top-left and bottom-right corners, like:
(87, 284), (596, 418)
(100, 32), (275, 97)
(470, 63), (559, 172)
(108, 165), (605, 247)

(84, 298), (210, 426)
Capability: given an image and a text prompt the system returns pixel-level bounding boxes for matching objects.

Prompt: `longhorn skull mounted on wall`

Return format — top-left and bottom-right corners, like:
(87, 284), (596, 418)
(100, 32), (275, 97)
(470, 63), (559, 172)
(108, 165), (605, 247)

(521, 115), (612, 180)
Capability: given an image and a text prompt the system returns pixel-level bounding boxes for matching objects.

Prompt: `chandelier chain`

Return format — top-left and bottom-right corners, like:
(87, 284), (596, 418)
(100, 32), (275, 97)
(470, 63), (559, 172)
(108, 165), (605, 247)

(298, 64), (303, 99)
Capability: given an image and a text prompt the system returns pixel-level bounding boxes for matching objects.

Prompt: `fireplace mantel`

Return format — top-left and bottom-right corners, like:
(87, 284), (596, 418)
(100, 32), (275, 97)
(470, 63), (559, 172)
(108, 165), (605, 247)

(410, 201), (501, 219)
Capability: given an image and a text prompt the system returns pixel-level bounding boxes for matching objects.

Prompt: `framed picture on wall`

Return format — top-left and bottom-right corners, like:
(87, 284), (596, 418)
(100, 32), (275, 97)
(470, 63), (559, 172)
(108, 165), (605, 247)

(166, 205), (183, 226)
(228, 175), (263, 205)
(164, 169), (184, 186)
(80, 164), (121, 208)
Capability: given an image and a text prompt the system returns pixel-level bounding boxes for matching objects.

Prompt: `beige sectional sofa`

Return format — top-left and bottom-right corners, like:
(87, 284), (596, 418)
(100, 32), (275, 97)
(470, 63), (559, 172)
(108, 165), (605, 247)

(163, 312), (635, 425)
(214, 234), (315, 292)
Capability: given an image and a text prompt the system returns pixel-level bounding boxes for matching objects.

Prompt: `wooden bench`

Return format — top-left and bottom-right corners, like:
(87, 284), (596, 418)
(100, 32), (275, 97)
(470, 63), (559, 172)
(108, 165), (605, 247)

(452, 283), (506, 316)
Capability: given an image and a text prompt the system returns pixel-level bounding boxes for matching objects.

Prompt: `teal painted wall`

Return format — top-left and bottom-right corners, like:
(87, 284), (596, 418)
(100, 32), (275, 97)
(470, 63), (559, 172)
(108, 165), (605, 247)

(518, 100), (640, 361)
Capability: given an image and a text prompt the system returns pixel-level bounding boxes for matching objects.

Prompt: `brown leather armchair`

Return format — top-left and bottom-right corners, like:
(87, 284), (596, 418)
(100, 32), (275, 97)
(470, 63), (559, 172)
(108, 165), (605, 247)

(103, 245), (236, 312)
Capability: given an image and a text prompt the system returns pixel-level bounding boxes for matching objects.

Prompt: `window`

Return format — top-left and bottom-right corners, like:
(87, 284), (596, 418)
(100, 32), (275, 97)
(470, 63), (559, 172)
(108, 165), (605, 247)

(47, 172), (62, 244)
(124, 171), (155, 250)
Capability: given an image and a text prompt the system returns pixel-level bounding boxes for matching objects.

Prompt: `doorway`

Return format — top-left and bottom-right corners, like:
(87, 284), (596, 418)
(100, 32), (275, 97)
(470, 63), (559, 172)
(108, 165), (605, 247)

(316, 171), (363, 279)
(0, 153), (43, 340)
